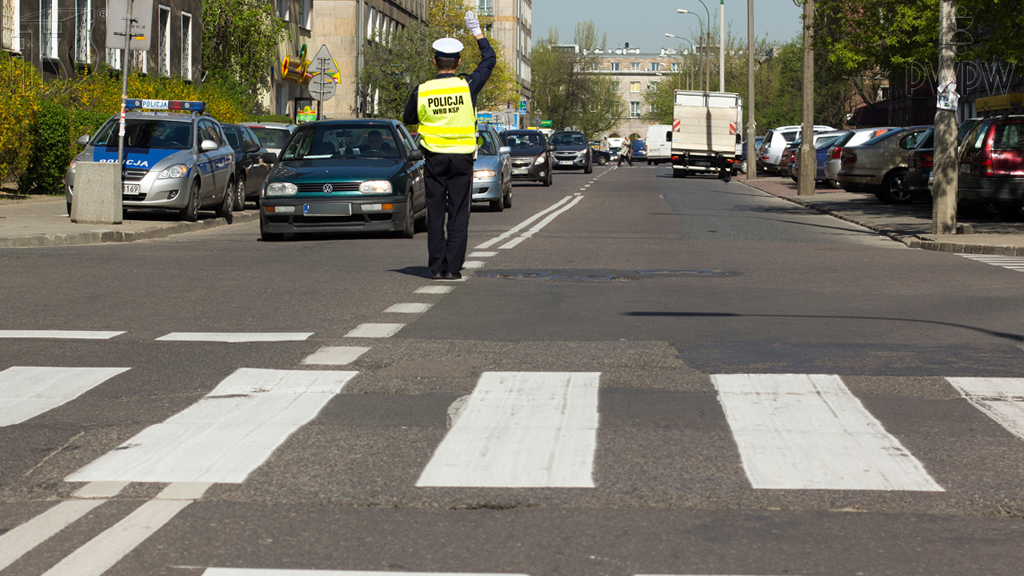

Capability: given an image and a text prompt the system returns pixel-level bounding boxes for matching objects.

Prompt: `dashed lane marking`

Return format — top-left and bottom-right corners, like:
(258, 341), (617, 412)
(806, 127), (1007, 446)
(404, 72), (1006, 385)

(301, 346), (370, 365)
(415, 286), (453, 294)
(384, 303), (434, 314)
(156, 333), (314, 343)
(0, 330), (125, 340)
(344, 323), (405, 338)
(469, 251), (497, 257)
(203, 570), (526, 576)
(462, 261), (485, 269)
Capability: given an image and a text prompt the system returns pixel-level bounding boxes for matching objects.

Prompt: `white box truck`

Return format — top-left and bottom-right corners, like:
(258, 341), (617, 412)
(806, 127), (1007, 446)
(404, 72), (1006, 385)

(645, 124), (673, 165)
(670, 90), (744, 179)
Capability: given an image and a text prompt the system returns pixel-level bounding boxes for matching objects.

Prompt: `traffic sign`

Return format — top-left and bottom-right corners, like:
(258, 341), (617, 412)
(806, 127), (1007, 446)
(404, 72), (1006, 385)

(306, 44), (335, 74)
(106, 0), (153, 50)
(308, 73), (337, 102)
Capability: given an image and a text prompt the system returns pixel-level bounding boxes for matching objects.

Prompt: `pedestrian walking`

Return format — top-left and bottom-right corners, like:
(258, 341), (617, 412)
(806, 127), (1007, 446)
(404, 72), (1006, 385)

(403, 11), (496, 280)
(617, 139), (633, 167)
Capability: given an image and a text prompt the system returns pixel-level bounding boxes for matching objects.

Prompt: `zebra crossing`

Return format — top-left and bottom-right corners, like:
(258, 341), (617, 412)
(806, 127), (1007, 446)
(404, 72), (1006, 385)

(958, 253), (1024, 271)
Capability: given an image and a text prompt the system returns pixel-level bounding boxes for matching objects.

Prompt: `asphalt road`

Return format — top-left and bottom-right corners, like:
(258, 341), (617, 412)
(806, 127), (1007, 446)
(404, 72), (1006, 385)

(2, 164), (1024, 576)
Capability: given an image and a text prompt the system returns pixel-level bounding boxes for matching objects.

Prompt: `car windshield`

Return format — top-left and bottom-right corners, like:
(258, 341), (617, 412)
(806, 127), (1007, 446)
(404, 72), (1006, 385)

(248, 127), (291, 150)
(815, 136), (841, 150)
(863, 130), (902, 147)
(502, 132), (544, 148)
(92, 119), (192, 149)
(280, 124), (400, 160)
(550, 133), (586, 146)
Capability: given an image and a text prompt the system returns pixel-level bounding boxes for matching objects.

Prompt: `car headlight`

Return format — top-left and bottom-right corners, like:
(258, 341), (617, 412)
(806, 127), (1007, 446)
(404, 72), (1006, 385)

(474, 170), (497, 179)
(69, 161), (77, 175)
(534, 153), (546, 165)
(158, 164), (189, 179)
(265, 182), (298, 196)
(359, 180), (392, 194)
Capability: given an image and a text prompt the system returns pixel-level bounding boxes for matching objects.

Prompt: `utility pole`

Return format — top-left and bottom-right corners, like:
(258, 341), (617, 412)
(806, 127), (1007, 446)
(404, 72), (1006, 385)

(719, 0), (725, 92)
(933, 0), (958, 234)
(797, 0), (815, 197)
(746, 0), (755, 181)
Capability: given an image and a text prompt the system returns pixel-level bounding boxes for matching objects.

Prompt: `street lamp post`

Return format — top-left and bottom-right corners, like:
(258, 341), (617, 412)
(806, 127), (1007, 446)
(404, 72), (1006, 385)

(665, 33), (696, 90)
(719, 0), (725, 92)
(676, 9), (706, 92)
(680, 2), (713, 91)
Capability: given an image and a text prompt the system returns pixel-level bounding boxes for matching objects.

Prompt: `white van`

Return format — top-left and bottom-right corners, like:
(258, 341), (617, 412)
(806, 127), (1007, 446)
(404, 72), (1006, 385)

(759, 125), (835, 175)
(607, 136), (625, 153)
(645, 125), (673, 165)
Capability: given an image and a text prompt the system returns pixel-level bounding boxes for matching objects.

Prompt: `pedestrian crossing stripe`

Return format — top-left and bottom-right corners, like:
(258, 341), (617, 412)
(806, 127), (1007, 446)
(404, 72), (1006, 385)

(203, 571), (526, 576)
(156, 332), (314, 342)
(947, 377), (1024, 441)
(711, 374), (943, 491)
(66, 369), (358, 484)
(417, 372), (600, 488)
(958, 254), (1024, 271)
(0, 330), (125, 339)
(0, 367), (130, 427)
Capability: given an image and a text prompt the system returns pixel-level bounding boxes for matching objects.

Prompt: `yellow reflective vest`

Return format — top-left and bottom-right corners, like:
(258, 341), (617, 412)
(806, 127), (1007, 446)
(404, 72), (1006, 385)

(417, 76), (477, 154)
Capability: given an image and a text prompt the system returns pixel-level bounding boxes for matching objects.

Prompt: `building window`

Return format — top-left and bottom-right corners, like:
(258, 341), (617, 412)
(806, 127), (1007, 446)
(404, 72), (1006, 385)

(40, 0), (57, 59)
(478, 0), (493, 16)
(131, 50), (147, 74)
(651, 62), (660, 72)
(75, 0), (91, 63)
(181, 13), (193, 80)
(630, 102), (641, 118)
(299, 0), (311, 28)
(158, 6), (171, 76)
(278, 0), (288, 20)
(631, 62), (640, 71)
(107, 48), (121, 70)
(630, 82), (640, 93)
(649, 81), (659, 90)
(610, 62), (620, 72)
(672, 62), (680, 72)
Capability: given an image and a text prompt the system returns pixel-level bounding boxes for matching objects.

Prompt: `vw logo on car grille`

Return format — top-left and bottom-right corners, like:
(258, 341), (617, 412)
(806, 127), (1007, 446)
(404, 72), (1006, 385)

(323, 184), (333, 194)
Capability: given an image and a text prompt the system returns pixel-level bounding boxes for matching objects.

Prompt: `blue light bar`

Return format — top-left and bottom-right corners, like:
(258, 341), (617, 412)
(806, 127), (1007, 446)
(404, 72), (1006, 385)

(124, 99), (207, 112)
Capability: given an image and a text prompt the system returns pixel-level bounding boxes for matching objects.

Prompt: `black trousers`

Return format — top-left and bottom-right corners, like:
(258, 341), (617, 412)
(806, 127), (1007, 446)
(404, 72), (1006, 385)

(423, 150), (474, 275)
(618, 152), (632, 166)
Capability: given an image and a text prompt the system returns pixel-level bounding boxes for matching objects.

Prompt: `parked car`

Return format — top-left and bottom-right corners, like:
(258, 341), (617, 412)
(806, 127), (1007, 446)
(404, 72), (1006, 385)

(472, 124), (513, 211)
(66, 100), (235, 221)
(645, 124), (673, 165)
(591, 149), (612, 165)
(499, 130), (555, 186)
(957, 115), (1024, 220)
(901, 119), (984, 205)
(791, 131), (850, 187)
(738, 137), (763, 174)
(240, 122), (297, 157)
(549, 131), (593, 173)
(259, 119), (427, 241)
(823, 127), (899, 185)
(759, 125), (835, 174)
(778, 141), (800, 178)
(837, 126), (931, 201)
(631, 139), (648, 162)
(221, 123), (276, 210)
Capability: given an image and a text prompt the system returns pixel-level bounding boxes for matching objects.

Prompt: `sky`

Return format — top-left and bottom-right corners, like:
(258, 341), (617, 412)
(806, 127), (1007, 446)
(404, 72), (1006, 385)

(532, 0), (804, 51)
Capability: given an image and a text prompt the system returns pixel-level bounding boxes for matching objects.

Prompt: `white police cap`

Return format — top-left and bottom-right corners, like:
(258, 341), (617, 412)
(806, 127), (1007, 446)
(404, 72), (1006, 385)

(432, 38), (464, 58)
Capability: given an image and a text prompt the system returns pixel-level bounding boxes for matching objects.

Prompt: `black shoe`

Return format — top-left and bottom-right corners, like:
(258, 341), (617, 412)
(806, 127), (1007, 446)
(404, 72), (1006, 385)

(442, 272), (462, 280)
(431, 271), (444, 280)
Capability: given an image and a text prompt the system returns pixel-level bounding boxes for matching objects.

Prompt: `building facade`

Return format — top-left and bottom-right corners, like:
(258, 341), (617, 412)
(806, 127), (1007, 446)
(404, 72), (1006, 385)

(475, 0), (530, 108)
(592, 47), (692, 139)
(4, 0), (201, 81)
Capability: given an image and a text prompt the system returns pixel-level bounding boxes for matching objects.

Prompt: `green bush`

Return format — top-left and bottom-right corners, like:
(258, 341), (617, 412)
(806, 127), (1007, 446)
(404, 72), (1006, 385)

(69, 109), (110, 150)
(19, 101), (73, 194)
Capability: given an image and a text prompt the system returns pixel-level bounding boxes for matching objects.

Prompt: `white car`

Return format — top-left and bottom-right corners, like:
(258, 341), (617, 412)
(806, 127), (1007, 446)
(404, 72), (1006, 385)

(822, 127), (898, 183)
(758, 124), (835, 174)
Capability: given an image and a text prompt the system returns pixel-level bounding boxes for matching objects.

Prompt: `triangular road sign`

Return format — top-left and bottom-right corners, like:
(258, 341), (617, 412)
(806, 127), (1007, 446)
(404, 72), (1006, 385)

(306, 44), (335, 74)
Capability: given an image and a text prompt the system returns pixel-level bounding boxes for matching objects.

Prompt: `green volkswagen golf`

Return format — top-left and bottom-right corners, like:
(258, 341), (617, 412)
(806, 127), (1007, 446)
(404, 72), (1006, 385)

(259, 119), (427, 241)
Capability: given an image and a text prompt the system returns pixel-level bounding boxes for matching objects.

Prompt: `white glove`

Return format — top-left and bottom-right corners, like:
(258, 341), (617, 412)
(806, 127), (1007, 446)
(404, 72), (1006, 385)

(465, 11), (482, 36)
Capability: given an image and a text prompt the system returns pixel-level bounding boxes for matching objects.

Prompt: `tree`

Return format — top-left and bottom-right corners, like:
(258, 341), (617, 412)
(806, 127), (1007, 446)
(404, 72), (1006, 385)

(529, 25), (624, 140)
(202, 0), (289, 114)
(358, 0), (521, 122)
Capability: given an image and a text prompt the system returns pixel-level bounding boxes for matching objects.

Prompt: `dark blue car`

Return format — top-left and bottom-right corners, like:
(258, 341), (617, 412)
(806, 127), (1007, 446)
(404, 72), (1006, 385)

(631, 139), (648, 161)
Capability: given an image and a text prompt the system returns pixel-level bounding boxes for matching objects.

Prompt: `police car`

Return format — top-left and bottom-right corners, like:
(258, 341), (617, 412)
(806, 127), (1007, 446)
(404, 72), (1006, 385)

(65, 100), (236, 221)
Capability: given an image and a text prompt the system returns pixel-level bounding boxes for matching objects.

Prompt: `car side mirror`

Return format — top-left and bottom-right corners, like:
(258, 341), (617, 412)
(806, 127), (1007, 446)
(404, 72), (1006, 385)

(499, 146), (511, 154)
(263, 152), (278, 164)
(200, 139), (218, 152)
(407, 149), (424, 161)
(548, 145), (557, 152)
(77, 134), (90, 146)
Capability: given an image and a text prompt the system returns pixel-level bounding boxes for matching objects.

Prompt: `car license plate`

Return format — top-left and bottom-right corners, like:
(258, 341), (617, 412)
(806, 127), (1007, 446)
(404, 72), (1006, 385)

(122, 184), (140, 195)
(959, 164), (970, 174)
(303, 203), (352, 216)
(693, 161), (711, 167)
(513, 168), (529, 175)
(559, 160), (574, 166)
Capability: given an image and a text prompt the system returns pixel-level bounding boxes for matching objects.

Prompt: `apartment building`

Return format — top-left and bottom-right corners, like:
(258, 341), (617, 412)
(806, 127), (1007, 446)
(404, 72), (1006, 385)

(3, 0), (201, 81)
(593, 47), (690, 138)
(474, 0), (530, 107)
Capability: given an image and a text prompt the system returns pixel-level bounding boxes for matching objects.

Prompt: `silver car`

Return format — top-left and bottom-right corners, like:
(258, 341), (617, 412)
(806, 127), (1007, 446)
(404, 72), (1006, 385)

(822, 127), (898, 183)
(240, 122), (298, 157)
(66, 103), (236, 221)
(472, 124), (513, 211)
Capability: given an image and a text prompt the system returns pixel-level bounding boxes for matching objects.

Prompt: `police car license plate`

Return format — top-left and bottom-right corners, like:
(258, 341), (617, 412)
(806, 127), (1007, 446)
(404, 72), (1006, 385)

(122, 184), (141, 195)
(303, 203), (352, 216)
(559, 161), (574, 166)
(513, 168), (529, 175)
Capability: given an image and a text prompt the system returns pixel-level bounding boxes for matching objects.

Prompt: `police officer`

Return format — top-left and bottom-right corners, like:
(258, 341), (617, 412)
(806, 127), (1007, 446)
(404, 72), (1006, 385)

(403, 11), (496, 280)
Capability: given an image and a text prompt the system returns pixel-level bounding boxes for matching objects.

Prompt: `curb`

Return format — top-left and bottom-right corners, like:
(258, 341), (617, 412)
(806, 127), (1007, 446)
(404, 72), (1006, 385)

(0, 211), (258, 248)
(741, 182), (1024, 256)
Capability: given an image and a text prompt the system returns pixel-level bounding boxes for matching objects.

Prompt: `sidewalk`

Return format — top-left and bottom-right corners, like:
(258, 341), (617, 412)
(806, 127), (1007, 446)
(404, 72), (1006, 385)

(0, 194), (257, 248)
(740, 177), (1024, 255)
